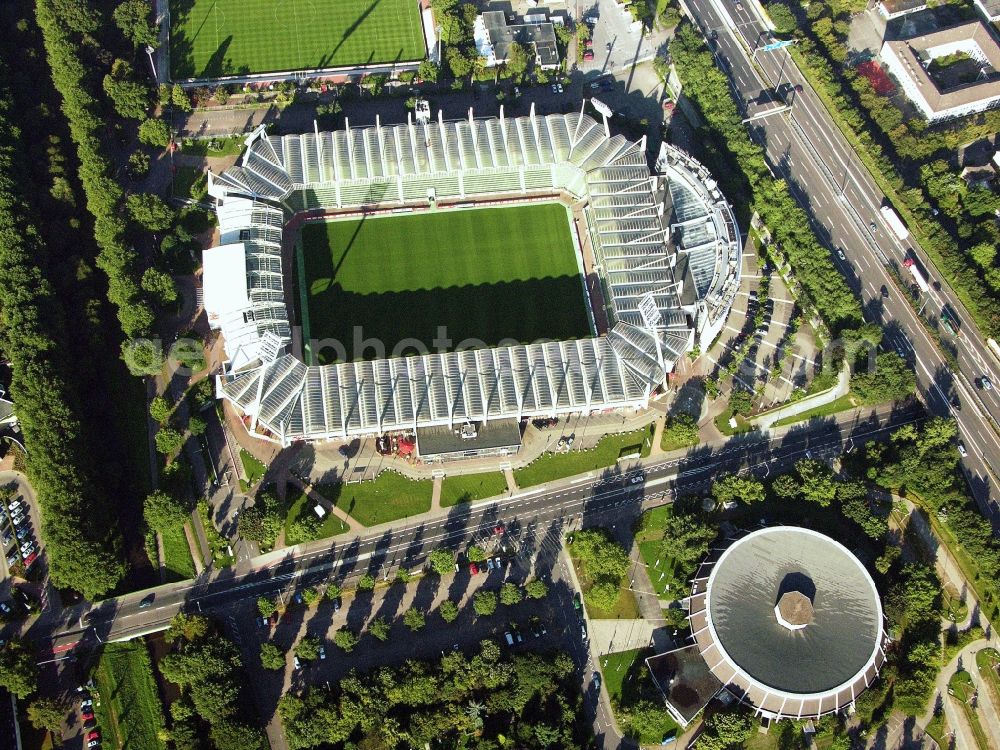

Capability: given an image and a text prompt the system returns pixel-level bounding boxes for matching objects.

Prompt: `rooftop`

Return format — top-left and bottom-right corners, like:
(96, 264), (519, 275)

(646, 645), (722, 726)
(882, 20), (1000, 115)
(477, 11), (560, 68)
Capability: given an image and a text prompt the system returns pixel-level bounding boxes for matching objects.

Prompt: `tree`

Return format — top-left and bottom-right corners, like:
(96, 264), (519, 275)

(657, 512), (717, 572)
(499, 582), (522, 606)
(429, 548), (455, 575)
(395, 568), (411, 584)
(144, 490), (188, 532)
(259, 642), (285, 670)
(27, 697), (65, 733)
(473, 590), (497, 617)
(838, 481), (888, 539)
(587, 580), (620, 612)
(662, 413), (699, 449)
(113, 0), (159, 47)
(729, 388), (753, 415)
(326, 583), (342, 601)
(525, 579), (548, 600)
(417, 60), (439, 82)
(128, 193), (174, 232)
(712, 474), (765, 505)
(166, 613), (209, 643)
(0, 639), (37, 698)
(138, 118), (171, 148)
(851, 352), (916, 405)
(403, 608), (426, 631)
(771, 473), (800, 499)
(155, 426), (185, 455)
(188, 416), (207, 436)
(171, 84), (192, 112)
(123, 338), (165, 376)
(795, 458), (837, 506)
(439, 599), (459, 623)
(333, 627), (359, 653)
(504, 42), (529, 79)
(766, 3), (797, 35)
(257, 597), (277, 618)
(103, 60), (149, 120)
(296, 636), (321, 661)
(301, 587), (321, 606)
(141, 268), (178, 306)
(357, 573), (375, 591)
(369, 616), (391, 641)
(467, 544), (487, 562)
(445, 46), (474, 79)
(149, 394), (172, 423)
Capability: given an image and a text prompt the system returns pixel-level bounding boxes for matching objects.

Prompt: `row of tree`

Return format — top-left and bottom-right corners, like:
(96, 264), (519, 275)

(0, 52), (127, 596)
(279, 640), (589, 749)
(772, 0), (1000, 336)
(668, 23), (863, 334)
(34, 0), (157, 349)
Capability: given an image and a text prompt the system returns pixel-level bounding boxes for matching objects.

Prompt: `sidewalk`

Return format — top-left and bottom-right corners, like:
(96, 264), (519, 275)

(751, 363), (850, 430)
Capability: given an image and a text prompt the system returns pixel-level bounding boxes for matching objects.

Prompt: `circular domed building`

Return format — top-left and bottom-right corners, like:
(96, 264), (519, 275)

(686, 526), (888, 720)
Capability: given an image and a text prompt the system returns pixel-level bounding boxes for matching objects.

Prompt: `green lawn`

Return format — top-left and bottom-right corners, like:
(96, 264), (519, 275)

(440, 473), (508, 507)
(169, 0), (426, 79)
(160, 524), (196, 581)
(600, 648), (643, 703)
(949, 670), (990, 750)
(322, 471), (432, 527)
(976, 649), (1000, 719)
(240, 449), (267, 487)
(513, 426), (654, 489)
(93, 642), (168, 750)
(298, 204), (590, 363)
(171, 166), (208, 201)
(770, 393), (858, 427)
(284, 491), (350, 542)
(635, 506), (675, 599)
(179, 136), (246, 156)
(196, 501), (233, 567)
(601, 645), (679, 745)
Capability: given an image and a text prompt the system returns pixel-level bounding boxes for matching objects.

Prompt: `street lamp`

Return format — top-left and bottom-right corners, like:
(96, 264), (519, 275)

(145, 45), (157, 82)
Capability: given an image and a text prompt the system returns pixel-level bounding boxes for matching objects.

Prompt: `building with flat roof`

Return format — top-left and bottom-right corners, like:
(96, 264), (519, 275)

(877, 0), (927, 20)
(974, 0), (1000, 22)
(474, 11), (560, 69)
(684, 527), (888, 720)
(880, 21), (1000, 121)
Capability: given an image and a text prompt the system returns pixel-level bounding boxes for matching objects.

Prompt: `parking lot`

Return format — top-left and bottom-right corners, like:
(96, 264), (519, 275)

(579, 0), (657, 75)
(0, 471), (43, 604)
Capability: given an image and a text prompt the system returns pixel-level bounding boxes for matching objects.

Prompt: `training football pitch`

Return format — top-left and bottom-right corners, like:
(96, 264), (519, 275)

(297, 203), (593, 363)
(168, 0), (426, 79)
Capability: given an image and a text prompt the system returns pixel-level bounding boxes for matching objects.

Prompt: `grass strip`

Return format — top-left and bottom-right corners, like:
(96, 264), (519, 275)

(239, 448), (266, 486)
(160, 524), (196, 581)
(513, 426), (654, 488)
(196, 500), (233, 567)
(322, 471), (432, 527)
(439, 473), (508, 507)
(284, 491), (351, 542)
(93, 641), (168, 750)
(770, 393), (858, 427)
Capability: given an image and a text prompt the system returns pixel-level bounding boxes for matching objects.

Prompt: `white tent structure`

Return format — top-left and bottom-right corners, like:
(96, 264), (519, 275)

(204, 107), (741, 445)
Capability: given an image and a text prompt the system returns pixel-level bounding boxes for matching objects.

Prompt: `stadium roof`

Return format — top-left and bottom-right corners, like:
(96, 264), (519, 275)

(205, 109), (740, 445)
(688, 527), (887, 720)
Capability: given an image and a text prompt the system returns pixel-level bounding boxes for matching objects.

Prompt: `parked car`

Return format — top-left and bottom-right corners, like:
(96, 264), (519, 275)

(15, 526), (30, 540)
(0, 601), (12, 616)
(83, 718), (97, 730)
(880, 285), (889, 298)
(593, 672), (601, 691)
(504, 632), (514, 646)
(23, 552), (37, 567)
(318, 645), (326, 660)
(583, 50), (594, 60)
(88, 741), (101, 748)
(486, 557), (495, 571)
(88, 731), (101, 742)
(293, 655), (302, 670)
(5, 553), (18, 567)
(573, 593), (582, 611)
(836, 248), (846, 261)
(81, 710), (95, 722)
(469, 562), (479, 575)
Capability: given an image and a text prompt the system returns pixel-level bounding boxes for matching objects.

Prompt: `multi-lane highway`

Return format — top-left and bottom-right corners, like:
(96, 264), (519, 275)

(22, 403), (918, 658)
(684, 0), (1000, 513)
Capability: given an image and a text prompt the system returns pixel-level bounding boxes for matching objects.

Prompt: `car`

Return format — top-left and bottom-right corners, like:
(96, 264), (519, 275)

(515, 629), (523, 643)
(6, 553), (18, 567)
(581, 623), (588, 640)
(83, 718), (97, 729)
(10, 512), (24, 526)
(88, 741), (101, 748)
(486, 557), (495, 571)
(19, 544), (34, 558)
(80, 699), (93, 709)
(494, 556), (502, 568)
(493, 522), (504, 535)
(293, 655), (302, 669)
(982, 376), (994, 391)
(1, 531), (11, 547)
(513, 86), (520, 96)
(870, 221), (877, 232)
(836, 248), (846, 261)
(880, 285), (889, 298)
(593, 672), (601, 690)
(551, 83), (558, 93)
(531, 623), (541, 638)
(7, 500), (21, 512)
(81, 710), (95, 722)
(573, 593), (582, 611)
(454, 562), (460, 572)
(556, 83), (563, 94)
(748, 290), (758, 300)
(318, 645), (326, 660)
(88, 731), (101, 742)
(957, 442), (968, 458)
(583, 50), (594, 60)
(711, 29), (719, 40)
(504, 631), (514, 646)
(469, 562), (479, 575)
(293, 591), (303, 605)
(15, 526), (30, 540)
(138, 593), (155, 609)
(23, 552), (37, 567)
(333, 598), (341, 613)
(584, 38), (593, 48)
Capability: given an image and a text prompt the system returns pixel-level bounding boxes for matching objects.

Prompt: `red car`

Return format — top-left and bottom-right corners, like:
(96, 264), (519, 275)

(23, 552), (36, 567)
(81, 710), (94, 722)
(88, 731), (101, 741)
(469, 563), (479, 575)
(583, 50), (595, 61)
(584, 38), (593, 48)
(493, 523), (504, 536)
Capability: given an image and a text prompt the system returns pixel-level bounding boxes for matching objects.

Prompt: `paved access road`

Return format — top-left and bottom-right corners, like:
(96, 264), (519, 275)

(17, 402), (917, 658)
(684, 0), (1000, 515)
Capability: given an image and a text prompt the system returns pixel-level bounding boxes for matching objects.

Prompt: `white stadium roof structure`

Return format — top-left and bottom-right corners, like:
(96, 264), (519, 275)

(204, 107), (741, 445)
(688, 527), (888, 720)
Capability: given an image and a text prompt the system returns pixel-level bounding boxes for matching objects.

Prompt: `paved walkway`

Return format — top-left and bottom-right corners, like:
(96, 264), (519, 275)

(751, 363), (850, 430)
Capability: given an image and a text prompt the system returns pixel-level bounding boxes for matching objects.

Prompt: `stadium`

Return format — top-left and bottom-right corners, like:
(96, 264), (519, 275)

(681, 527), (888, 721)
(167, 0), (429, 82)
(202, 106), (741, 447)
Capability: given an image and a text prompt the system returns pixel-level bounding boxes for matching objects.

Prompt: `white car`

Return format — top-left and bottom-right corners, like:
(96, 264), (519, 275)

(318, 645), (326, 660)
(293, 656), (302, 669)
(982, 376), (994, 391)
(957, 442), (968, 458)
(556, 83), (563, 93)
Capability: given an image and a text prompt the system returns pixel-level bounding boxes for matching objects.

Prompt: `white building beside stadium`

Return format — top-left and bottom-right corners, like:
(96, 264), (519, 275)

(202, 106), (741, 446)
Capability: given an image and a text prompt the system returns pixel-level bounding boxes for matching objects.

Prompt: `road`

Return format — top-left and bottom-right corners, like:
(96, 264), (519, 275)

(683, 0), (1000, 515)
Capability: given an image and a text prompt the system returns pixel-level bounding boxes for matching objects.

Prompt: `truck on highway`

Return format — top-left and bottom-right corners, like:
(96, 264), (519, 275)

(903, 256), (929, 293)
(880, 205), (909, 241)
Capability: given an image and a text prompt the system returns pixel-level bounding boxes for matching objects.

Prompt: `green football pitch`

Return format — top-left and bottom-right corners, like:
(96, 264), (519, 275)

(297, 203), (593, 363)
(168, 0), (426, 79)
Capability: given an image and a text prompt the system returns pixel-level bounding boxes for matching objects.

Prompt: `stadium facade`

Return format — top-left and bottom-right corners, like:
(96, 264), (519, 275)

(685, 527), (888, 721)
(203, 106), (741, 446)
